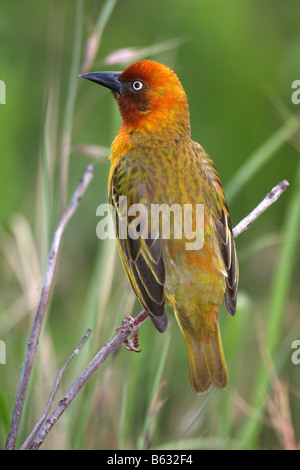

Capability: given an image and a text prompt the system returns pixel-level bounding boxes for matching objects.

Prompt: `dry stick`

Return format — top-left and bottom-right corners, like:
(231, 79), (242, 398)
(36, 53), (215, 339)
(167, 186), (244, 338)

(232, 180), (289, 238)
(23, 179), (289, 450)
(26, 311), (149, 450)
(20, 329), (92, 450)
(5, 164), (95, 451)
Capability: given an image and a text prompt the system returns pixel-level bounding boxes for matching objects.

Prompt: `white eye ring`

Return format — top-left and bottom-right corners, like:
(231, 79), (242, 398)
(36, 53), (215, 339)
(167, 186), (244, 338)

(132, 80), (144, 91)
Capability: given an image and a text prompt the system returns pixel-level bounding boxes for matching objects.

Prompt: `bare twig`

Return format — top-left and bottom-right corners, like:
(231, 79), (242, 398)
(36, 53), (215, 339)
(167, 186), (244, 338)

(26, 311), (148, 450)
(5, 164), (94, 450)
(9, 177), (289, 450)
(232, 180), (289, 238)
(20, 329), (92, 450)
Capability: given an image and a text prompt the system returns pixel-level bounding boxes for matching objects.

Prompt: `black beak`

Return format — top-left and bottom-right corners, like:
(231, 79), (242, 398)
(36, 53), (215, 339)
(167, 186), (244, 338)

(79, 71), (125, 94)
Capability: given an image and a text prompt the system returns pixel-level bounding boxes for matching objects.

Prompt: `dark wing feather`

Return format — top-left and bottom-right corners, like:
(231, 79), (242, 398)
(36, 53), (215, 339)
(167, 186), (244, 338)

(110, 155), (168, 333)
(200, 148), (239, 316)
(214, 208), (238, 316)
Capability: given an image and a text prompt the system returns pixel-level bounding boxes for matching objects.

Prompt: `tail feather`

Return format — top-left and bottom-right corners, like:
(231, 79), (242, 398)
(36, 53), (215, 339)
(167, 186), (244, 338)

(183, 324), (228, 394)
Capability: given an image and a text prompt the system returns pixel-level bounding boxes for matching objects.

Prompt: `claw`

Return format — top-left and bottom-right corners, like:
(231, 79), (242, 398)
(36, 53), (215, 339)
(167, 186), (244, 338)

(116, 312), (148, 353)
(122, 337), (141, 353)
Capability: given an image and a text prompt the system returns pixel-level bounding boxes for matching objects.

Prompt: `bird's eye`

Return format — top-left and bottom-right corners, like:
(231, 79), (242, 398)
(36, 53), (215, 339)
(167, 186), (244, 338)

(132, 80), (144, 91)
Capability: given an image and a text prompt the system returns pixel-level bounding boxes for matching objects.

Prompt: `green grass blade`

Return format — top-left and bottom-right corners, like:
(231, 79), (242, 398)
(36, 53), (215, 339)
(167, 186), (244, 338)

(59, 0), (84, 210)
(80, 0), (118, 74)
(96, 0), (118, 32)
(0, 387), (11, 437)
(41, 93), (53, 251)
(153, 436), (237, 450)
(239, 158), (300, 449)
(118, 380), (128, 450)
(137, 333), (171, 450)
(225, 114), (300, 203)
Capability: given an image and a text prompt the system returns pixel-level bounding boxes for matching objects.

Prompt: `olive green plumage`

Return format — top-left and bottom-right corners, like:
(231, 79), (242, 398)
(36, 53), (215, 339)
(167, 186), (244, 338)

(82, 60), (238, 393)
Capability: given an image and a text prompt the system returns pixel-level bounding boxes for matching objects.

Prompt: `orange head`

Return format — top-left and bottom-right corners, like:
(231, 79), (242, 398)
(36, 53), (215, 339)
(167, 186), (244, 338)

(80, 60), (190, 135)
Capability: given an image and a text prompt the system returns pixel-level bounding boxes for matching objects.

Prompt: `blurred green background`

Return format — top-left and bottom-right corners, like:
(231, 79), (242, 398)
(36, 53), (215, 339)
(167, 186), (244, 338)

(1, 0), (300, 450)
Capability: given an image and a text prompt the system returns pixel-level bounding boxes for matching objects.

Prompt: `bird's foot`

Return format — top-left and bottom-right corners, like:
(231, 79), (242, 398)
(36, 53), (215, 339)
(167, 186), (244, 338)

(116, 311), (148, 353)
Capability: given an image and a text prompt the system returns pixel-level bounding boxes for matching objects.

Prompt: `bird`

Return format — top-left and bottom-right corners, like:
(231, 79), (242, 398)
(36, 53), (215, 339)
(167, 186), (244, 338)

(80, 60), (238, 394)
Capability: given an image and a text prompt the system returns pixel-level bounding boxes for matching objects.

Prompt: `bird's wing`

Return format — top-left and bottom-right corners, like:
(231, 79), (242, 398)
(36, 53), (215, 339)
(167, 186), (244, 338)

(201, 150), (239, 316)
(109, 154), (168, 332)
(214, 206), (239, 316)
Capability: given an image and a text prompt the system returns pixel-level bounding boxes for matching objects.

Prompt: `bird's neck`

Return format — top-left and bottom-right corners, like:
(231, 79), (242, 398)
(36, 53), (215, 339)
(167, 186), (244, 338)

(111, 117), (190, 160)
(108, 115), (191, 192)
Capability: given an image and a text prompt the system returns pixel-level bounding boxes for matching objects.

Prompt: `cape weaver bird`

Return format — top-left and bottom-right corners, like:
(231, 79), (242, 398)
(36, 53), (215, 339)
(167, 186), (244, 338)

(80, 60), (238, 393)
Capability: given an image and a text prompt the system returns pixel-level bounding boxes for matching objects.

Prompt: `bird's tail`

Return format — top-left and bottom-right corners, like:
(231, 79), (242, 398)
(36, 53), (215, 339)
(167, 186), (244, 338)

(181, 323), (228, 394)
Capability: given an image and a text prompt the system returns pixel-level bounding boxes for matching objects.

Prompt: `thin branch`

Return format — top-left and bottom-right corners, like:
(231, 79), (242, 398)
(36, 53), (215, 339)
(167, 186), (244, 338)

(12, 177), (289, 450)
(5, 164), (94, 450)
(232, 180), (289, 238)
(20, 329), (92, 450)
(26, 311), (148, 450)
